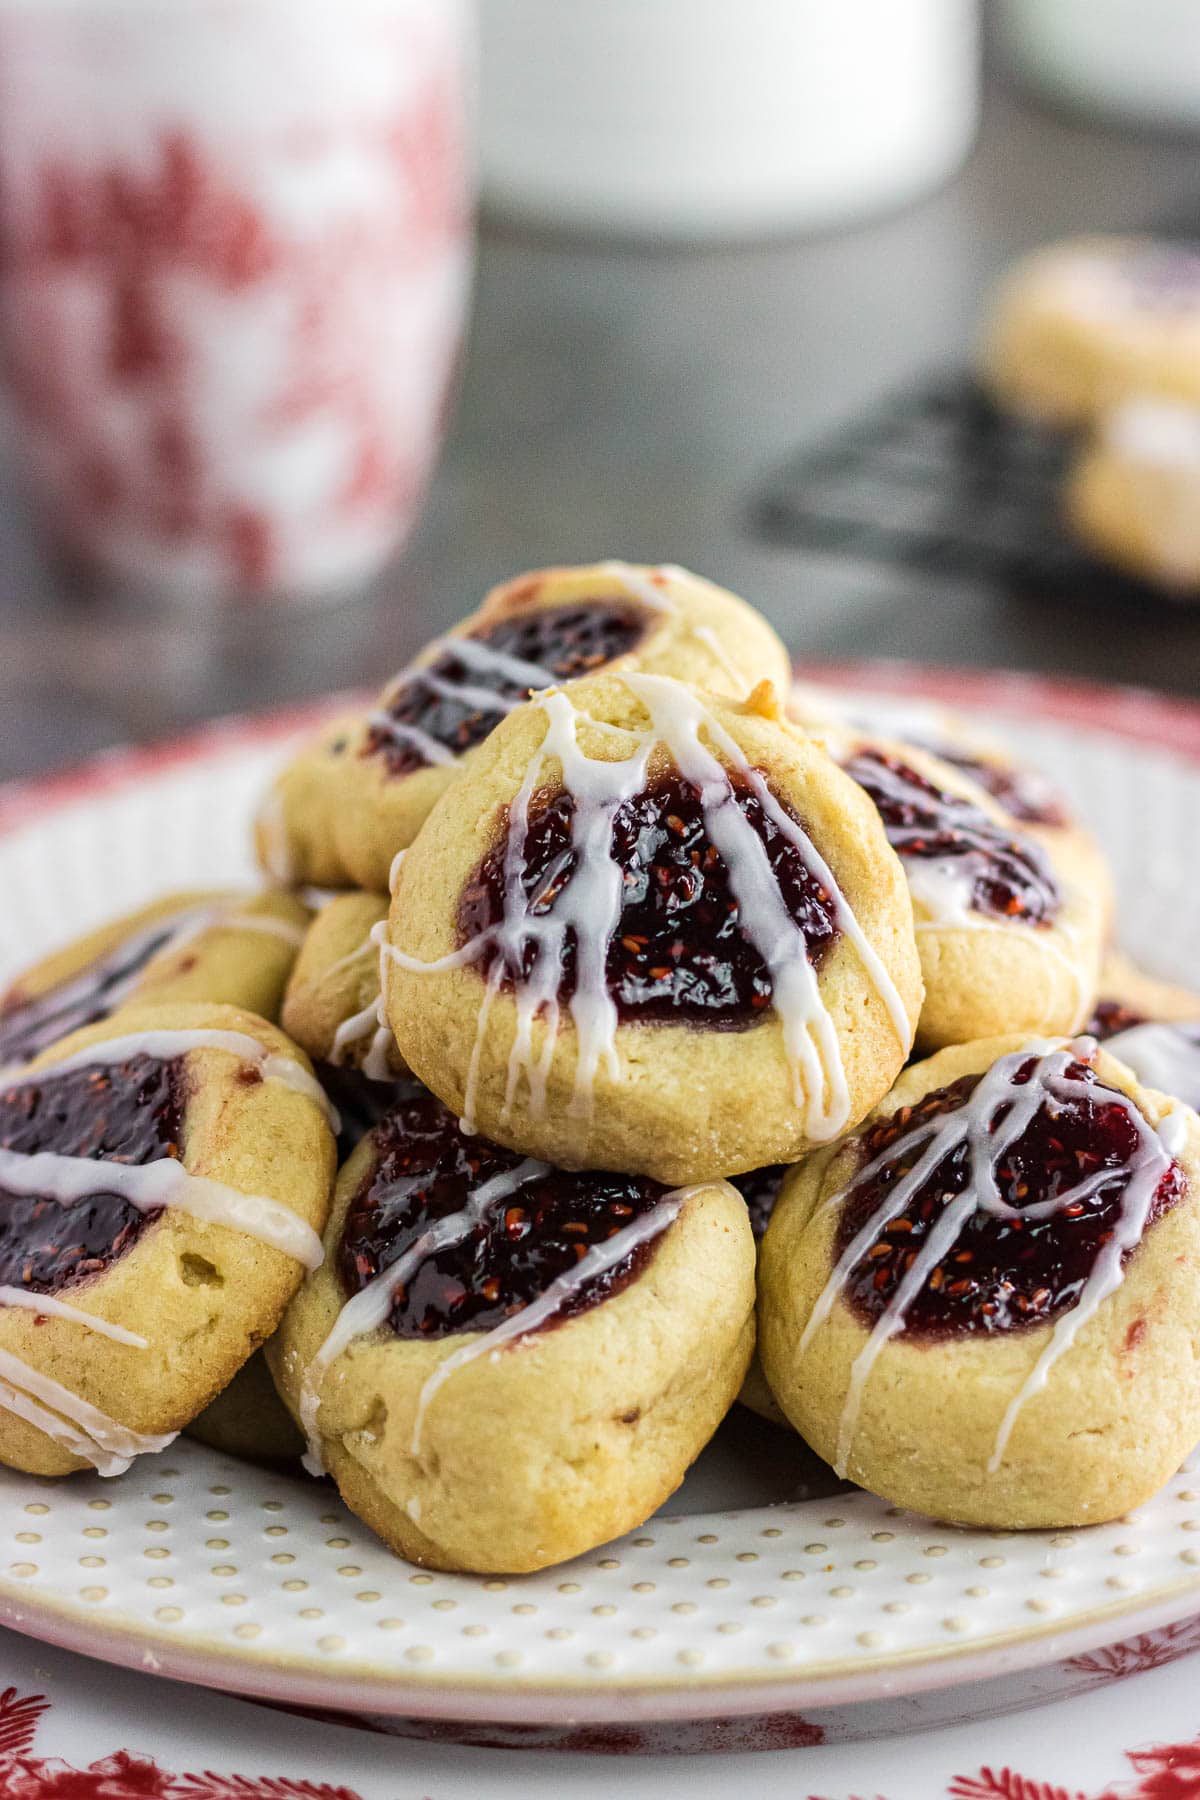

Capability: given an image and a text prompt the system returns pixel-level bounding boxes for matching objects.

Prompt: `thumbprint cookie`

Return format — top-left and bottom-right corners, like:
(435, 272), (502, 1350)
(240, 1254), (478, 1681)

(0, 1001), (335, 1477)
(269, 1081), (755, 1573)
(759, 1034), (1200, 1528)
(0, 889), (309, 1069)
(382, 673), (923, 1184)
(257, 561), (791, 893)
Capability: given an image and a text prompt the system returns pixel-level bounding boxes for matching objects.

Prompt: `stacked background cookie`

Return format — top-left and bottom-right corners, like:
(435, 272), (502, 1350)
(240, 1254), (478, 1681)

(2, 561), (1199, 1575)
(983, 234), (1200, 592)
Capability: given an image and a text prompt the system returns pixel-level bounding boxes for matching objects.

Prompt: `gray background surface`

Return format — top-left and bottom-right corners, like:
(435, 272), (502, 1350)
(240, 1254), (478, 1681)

(3, 71), (1199, 782)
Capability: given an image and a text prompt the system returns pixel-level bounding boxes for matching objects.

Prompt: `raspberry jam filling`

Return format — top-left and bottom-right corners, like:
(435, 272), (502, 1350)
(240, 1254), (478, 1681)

(458, 767), (841, 1025)
(926, 748), (1067, 829)
(0, 1055), (186, 1295)
(733, 1164), (788, 1241)
(337, 1086), (669, 1339)
(365, 599), (652, 776)
(0, 922), (181, 1067)
(843, 750), (1061, 926)
(1086, 999), (1148, 1041)
(834, 1055), (1185, 1338)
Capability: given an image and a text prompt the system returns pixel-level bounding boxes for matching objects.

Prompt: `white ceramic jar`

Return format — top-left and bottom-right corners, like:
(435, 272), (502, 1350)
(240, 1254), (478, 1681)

(1000, 0), (1200, 133)
(478, 0), (980, 239)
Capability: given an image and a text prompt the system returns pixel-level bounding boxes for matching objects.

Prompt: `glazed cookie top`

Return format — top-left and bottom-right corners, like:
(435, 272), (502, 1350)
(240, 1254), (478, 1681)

(387, 672), (921, 1151)
(297, 1080), (700, 1469)
(0, 890), (308, 1068)
(361, 562), (791, 782)
(830, 736), (1064, 933)
(789, 682), (1069, 828)
(775, 1034), (1191, 1476)
(0, 1002), (335, 1474)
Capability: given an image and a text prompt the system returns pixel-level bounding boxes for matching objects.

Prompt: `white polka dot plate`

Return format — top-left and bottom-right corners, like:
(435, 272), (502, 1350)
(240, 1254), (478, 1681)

(1, 668), (1200, 1732)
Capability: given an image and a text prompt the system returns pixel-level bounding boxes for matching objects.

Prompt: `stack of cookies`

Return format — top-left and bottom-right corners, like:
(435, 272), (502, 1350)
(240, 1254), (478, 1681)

(984, 235), (1200, 592)
(2, 561), (1198, 1573)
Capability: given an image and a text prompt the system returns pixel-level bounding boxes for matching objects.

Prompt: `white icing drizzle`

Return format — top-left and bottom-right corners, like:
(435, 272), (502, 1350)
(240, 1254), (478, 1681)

(298, 1158), (549, 1472)
(312, 933), (379, 991)
(409, 1184), (692, 1457)
(219, 911), (308, 949)
(0, 1287), (147, 1347)
(369, 634), (560, 766)
(330, 1001), (382, 1065)
(34, 1028), (340, 1136)
(1105, 1021), (1200, 1114)
(388, 850), (407, 894)
(385, 678), (910, 1143)
(0, 1345), (176, 1476)
(688, 622), (748, 694)
(364, 712), (457, 767)
(0, 1147), (324, 1269)
(798, 1041), (1183, 1478)
(597, 560), (679, 614)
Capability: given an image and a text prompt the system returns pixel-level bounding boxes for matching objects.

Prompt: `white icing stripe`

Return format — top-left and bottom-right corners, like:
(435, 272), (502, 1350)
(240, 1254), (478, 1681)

(384, 675), (911, 1143)
(312, 935), (379, 990)
(220, 912), (308, 948)
(598, 560), (678, 614)
(797, 1042), (1182, 1478)
(328, 995), (400, 1083)
(299, 1158), (549, 1471)
(388, 850), (407, 894)
(627, 675), (912, 1137)
(362, 1022), (397, 1084)
(436, 635), (558, 691)
(0, 1346), (177, 1476)
(370, 634), (560, 763)
(33, 1028), (340, 1136)
(412, 669), (531, 718)
(330, 1002), (381, 1066)
(0, 1149), (324, 1269)
(688, 622), (746, 694)
(364, 712), (457, 767)
(0, 1288), (147, 1347)
(409, 1186), (691, 1456)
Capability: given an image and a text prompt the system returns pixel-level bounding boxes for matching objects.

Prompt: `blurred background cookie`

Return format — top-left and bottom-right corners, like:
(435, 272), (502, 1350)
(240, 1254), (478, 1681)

(257, 562), (791, 894)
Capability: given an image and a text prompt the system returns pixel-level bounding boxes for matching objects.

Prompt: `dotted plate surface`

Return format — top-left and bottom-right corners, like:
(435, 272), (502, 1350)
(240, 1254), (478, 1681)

(0, 688), (1199, 1722)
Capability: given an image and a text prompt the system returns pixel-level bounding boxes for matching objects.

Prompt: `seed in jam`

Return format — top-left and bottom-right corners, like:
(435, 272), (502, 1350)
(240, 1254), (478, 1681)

(0, 1055), (186, 1295)
(1086, 998), (1149, 1041)
(834, 1056), (1186, 1338)
(458, 767), (841, 1027)
(364, 600), (653, 776)
(843, 750), (1061, 926)
(732, 1164), (789, 1240)
(0, 921), (183, 1068)
(337, 1086), (670, 1339)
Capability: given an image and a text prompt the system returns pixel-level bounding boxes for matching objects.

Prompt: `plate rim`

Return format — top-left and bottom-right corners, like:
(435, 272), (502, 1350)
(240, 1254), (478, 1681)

(1, 665), (1198, 842)
(1, 662), (1199, 1725)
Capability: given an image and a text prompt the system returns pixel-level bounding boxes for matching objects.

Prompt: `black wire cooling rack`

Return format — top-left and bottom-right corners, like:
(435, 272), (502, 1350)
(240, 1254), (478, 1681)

(752, 372), (1184, 608)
